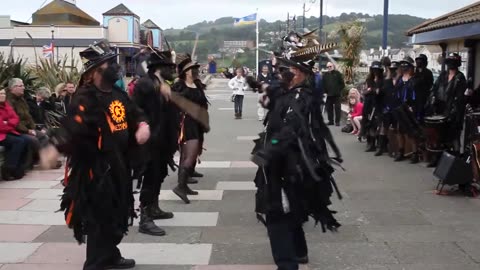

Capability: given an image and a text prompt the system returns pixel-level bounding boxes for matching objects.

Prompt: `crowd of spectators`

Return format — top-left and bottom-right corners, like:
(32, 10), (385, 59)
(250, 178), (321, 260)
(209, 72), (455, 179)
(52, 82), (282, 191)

(0, 79), (75, 180)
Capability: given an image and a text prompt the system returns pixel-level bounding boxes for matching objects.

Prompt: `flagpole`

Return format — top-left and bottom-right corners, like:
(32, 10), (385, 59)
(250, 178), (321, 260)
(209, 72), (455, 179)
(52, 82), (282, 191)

(256, 8), (259, 78)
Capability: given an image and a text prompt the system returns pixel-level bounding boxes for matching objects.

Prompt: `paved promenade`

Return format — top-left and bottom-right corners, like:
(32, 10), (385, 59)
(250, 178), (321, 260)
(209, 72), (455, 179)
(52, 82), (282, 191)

(1, 79), (480, 270)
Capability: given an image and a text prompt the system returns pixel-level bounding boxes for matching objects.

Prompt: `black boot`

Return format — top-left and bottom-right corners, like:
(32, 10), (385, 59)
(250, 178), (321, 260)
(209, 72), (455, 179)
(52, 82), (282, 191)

(173, 167), (191, 204)
(394, 149), (405, 162)
(375, 135), (387, 156)
(1, 166), (22, 181)
(105, 257), (136, 269)
(150, 199), (174, 220)
(187, 177), (198, 184)
(366, 137), (376, 152)
(410, 152), (419, 164)
(138, 207), (166, 236)
(191, 170), (203, 178)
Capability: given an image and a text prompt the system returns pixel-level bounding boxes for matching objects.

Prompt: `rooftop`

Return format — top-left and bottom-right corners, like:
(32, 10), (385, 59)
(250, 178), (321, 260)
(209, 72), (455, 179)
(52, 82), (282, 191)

(142, 19), (161, 30)
(32, 0), (99, 26)
(103, 3), (139, 19)
(407, 2), (480, 35)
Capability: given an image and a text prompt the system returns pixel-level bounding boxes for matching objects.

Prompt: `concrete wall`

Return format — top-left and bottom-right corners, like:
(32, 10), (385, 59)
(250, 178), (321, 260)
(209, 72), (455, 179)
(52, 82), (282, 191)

(13, 25), (104, 39)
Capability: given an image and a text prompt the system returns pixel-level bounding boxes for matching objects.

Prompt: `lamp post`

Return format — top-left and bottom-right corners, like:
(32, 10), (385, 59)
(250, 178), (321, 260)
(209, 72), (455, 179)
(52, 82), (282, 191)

(50, 24), (55, 62)
(382, 0), (389, 51)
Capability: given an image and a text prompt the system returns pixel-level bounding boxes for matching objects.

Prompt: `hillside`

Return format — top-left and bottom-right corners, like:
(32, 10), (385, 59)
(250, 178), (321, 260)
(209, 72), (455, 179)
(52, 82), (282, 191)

(164, 13), (426, 67)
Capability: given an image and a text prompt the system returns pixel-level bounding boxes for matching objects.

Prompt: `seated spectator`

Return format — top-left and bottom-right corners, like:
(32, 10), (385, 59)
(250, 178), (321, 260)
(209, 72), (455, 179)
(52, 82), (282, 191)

(35, 87), (61, 129)
(348, 89), (363, 135)
(0, 88), (28, 180)
(7, 78), (52, 169)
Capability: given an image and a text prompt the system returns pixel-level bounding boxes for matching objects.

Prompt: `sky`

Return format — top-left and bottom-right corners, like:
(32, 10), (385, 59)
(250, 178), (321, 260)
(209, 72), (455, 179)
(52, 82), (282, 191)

(3, 0), (478, 29)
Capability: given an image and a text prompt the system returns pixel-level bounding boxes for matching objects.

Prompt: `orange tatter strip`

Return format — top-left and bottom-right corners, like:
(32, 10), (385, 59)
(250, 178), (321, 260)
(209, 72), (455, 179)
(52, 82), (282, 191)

(79, 105), (85, 112)
(74, 115), (82, 123)
(66, 201), (74, 227)
(97, 128), (102, 149)
(89, 169), (93, 180)
(105, 113), (116, 132)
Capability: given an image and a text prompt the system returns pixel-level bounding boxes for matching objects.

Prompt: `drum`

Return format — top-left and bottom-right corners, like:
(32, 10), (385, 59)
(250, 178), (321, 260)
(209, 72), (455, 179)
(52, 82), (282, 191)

(424, 115), (447, 152)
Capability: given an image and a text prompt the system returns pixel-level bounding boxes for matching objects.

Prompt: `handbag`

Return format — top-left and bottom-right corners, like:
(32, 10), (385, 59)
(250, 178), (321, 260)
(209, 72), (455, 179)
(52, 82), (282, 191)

(231, 94), (236, 102)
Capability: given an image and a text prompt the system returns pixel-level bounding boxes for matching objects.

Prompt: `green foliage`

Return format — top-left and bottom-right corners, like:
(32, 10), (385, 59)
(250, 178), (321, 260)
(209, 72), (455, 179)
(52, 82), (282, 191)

(337, 21), (366, 84)
(32, 56), (81, 92)
(0, 53), (37, 95)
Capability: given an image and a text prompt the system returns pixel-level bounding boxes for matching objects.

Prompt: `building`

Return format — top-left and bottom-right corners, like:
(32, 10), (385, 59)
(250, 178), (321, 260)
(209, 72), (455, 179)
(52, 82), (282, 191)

(407, 2), (480, 87)
(0, 0), (165, 76)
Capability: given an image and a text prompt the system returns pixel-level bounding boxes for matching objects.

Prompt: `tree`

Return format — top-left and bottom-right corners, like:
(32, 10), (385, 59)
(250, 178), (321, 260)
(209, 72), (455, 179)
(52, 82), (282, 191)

(337, 21), (366, 84)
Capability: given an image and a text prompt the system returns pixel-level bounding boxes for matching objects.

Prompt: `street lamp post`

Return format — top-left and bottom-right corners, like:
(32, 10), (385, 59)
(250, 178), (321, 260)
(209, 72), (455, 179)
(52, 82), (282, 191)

(50, 24), (55, 62)
(382, 0), (389, 51)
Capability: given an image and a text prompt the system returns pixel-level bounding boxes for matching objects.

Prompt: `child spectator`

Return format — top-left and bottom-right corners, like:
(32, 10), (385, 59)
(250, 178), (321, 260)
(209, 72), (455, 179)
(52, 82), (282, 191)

(348, 88), (363, 135)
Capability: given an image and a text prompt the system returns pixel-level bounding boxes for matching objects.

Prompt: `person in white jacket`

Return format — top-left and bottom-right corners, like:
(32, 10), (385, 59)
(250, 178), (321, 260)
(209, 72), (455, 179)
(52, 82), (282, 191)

(228, 68), (248, 119)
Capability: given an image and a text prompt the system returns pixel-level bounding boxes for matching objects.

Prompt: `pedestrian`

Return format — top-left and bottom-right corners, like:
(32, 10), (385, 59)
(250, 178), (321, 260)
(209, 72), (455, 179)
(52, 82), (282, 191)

(39, 40), (150, 270)
(172, 54), (210, 204)
(413, 54), (434, 123)
(323, 62), (345, 126)
(0, 88), (27, 180)
(132, 48), (179, 235)
(228, 67), (248, 119)
(362, 61), (384, 152)
(257, 65), (273, 121)
(252, 40), (343, 270)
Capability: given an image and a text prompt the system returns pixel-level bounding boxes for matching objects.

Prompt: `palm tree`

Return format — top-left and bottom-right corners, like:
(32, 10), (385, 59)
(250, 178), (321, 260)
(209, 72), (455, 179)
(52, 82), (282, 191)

(336, 21), (366, 84)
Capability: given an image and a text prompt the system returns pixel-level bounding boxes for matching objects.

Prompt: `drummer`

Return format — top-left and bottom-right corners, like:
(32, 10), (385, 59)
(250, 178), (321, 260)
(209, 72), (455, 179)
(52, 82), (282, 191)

(430, 53), (467, 164)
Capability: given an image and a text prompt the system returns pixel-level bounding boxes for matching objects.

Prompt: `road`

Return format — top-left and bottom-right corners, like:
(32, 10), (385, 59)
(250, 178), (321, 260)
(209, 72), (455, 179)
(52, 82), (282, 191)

(1, 78), (480, 270)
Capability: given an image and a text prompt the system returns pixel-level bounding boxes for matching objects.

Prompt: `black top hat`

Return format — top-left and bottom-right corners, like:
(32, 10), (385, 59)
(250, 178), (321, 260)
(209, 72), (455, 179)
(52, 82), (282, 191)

(415, 54), (428, 62)
(390, 61), (400, 69)
(370, 61), (383, 70)
(176, 54), (200, 75)
(147, 49), (176, 69)
(400, 56), (415, 68)
(79, 40), (118, 73)
(381, 56), (391, 68)
(276, 57), (314, 74)
(445, 52), (462, 67)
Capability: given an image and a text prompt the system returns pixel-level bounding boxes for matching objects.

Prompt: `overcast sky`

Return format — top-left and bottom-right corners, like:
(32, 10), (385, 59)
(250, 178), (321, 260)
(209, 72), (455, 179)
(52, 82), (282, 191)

(4, 0), (478, 29)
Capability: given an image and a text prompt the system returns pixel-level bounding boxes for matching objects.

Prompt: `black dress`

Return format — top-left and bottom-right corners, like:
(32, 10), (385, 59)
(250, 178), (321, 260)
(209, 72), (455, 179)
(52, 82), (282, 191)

(173, 81), (209, 143)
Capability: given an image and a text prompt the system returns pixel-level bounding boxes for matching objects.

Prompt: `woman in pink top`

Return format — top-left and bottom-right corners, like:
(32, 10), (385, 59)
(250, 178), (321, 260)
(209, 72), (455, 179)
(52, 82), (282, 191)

(348, 93), (363, 135)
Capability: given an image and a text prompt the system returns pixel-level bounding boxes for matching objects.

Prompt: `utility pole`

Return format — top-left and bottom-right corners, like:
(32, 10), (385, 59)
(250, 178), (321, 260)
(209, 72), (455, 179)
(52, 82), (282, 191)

(287, 12), (290, 31)
(319, 0), (323, 43)
(382, 0), (389, 50)
(302, 2), (306, 29)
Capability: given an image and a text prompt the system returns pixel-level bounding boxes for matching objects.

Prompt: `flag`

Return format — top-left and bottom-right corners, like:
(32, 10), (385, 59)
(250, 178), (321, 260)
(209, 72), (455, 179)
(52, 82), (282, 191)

(234, 13), (257, 26)
(43, 42), (54, 58)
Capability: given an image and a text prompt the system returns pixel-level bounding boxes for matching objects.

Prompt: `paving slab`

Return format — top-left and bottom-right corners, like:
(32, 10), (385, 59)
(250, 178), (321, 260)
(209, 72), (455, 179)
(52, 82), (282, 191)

(0, 181), (58, 189)
(0, 264), (82, 270)
(196, 162), (231, 168)
(120, 243), (212, 265)
(236, 136), (259, 141)
(387, 242), (474, 264)
(0, 199), (32, 210)
(0, 243), (42, 263)
(307, 242), (398, 265)
(215, 181), (255, 190)
(386, 264), (480, 270)
(0, 210), (65, 225)
(25, 243), (84, 264)
(455, 242), (480, 263)
(361, 225), (465, 243)
(0, 225), (50, 242)
(230, 161), (256, 168)
(25, 189), (62, 200)
(0, 189), (36, 199)
(361, 210), (431, 226)
(20, 199), (60, 212)
(132, 212), (218, 227)
(194, 266), (309, 270)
